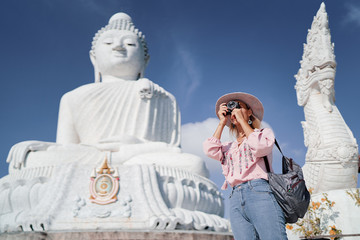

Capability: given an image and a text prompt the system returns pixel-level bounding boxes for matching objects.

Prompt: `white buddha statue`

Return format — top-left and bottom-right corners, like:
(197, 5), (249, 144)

(0, 13), (228, 233)
(0, 13), (227, 233)
(0, 13), (232, 233)
(58, 13), (178, 147)
(5, 13), (208, 177)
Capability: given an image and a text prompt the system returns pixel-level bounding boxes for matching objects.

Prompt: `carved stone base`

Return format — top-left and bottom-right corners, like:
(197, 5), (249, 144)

(0, 230), (234, 240)
(0, 153), (229, 233)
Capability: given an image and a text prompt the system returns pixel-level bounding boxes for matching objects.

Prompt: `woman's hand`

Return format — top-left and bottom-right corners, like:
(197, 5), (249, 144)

(231, 108), (248, 125)
(231, 108), (254, 137)
(212, 103), (229, 140)
(218, 103), (229, 126)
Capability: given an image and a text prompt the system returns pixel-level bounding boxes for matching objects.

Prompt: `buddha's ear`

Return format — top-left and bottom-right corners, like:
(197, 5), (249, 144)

(144, 55), (150, 67)
(138, 55), (150, 79)
(90, 51), (101, 83)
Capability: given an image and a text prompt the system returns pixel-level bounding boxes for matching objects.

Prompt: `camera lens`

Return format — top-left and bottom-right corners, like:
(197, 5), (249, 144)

(226, 101), (240, 115)
(226, 101), (240, 110)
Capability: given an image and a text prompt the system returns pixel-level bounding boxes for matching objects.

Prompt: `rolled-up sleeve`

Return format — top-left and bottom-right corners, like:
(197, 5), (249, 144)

(247, 128), (275, 157)
(203, 137), (224, 162)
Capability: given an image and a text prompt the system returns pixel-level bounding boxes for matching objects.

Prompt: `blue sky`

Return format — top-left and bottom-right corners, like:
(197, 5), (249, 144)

(0, 0), (359, 218)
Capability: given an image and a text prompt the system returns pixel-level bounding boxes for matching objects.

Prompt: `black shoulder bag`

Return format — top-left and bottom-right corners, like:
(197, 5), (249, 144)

(264, 139), (310, 224)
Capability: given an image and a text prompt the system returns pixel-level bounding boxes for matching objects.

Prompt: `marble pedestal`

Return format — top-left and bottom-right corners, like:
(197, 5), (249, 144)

(0, 148), (229, 233)
(0, 230), (234, 240)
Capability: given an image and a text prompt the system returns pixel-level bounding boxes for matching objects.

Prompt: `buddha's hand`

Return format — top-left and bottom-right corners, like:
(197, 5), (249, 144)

(95, 135), (145, 152)
(6, 141), (54, 169)
(137, 78), (154, 99)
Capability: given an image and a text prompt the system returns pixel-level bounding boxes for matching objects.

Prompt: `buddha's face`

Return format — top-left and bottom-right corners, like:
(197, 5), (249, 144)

(94, 29), (146, 80)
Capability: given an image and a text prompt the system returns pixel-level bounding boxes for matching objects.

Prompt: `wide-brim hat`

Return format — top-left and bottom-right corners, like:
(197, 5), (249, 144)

(215, 92), (264, 127)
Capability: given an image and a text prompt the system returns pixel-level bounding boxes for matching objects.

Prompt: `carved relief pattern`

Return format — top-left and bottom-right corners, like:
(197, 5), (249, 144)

(318, 78), (334, 96)
(74, 195), (132, 218)
(155, 165), (227, 231)
(0, 163), (78, 232)
(306, 144), (358, 165)
(156, 165), (223, 216)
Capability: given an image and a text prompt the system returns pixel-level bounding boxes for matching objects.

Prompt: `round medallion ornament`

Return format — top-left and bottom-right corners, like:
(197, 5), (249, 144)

(90, 157), (119, 205)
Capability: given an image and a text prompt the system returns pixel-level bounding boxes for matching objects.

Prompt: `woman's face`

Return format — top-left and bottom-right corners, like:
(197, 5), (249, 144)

(229, 101), (251, 125)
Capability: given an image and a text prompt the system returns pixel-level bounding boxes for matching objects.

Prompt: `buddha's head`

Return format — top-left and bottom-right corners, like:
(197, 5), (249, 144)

(90, 13), (150, 82)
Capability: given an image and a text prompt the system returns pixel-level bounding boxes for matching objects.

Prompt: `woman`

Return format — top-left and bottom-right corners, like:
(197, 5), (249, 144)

(203, 92), (287, 240)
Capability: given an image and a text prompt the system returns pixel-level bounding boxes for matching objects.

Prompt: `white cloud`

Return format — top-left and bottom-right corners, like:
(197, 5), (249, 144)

(181, 118), (232, 174)
(179, 49), (201, 99)
(172, 45), (202, 106)
(343, 3), (360, 26)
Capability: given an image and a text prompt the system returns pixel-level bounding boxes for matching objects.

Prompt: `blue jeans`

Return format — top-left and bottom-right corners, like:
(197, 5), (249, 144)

(229, 179), (288, 240)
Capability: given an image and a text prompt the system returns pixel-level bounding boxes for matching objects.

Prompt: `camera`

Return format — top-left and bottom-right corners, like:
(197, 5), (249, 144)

(226, 101), (240, 115)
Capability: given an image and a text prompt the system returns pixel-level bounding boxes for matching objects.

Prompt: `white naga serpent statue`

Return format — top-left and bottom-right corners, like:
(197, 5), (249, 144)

(295, 3), (358, 194)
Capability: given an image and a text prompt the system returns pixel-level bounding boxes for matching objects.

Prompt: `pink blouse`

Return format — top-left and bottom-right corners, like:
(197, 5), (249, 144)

(203, 128), (275, 190)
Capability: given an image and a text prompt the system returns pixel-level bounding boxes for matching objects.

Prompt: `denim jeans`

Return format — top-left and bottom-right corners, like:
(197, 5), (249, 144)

(229, 178), (288, 240)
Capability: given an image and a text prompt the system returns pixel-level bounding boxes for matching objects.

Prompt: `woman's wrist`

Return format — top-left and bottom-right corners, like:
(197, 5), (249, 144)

(219, 122), (226, 128)
(218, 118), (226, 126)
(238, 118), (248, 126)
(241, 120), (254, 137)
(213, 121), (226, 139)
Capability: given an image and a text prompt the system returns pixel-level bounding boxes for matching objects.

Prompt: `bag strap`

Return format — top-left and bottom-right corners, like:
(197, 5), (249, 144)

(263, 139), (285, 173)
(264, 155), (271, 173)
(274, 139), (284, 157)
